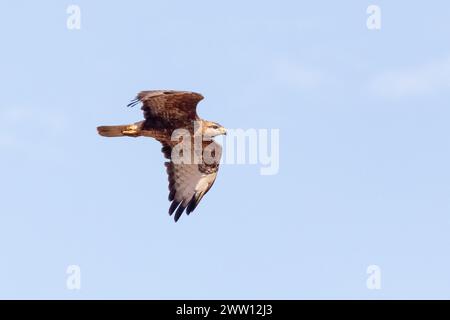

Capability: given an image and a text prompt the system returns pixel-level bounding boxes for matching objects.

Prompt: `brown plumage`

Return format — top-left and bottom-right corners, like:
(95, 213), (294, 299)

(97, 90), (226, 222)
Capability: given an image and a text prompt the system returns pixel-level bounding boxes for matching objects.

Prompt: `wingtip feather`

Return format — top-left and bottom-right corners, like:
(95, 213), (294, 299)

(174, 203), (187, 222)
(127, 98), (140, 108)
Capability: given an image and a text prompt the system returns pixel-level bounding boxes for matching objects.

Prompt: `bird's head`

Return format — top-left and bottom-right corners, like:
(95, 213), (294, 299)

(203, 121), (227, 137)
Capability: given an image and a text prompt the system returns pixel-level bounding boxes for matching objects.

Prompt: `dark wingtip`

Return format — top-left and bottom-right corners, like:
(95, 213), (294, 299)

(127, 98), (140, 108)
(186, 195), (198, 215)
(169, 201), (180, 216)
(174, 203), (187, 222)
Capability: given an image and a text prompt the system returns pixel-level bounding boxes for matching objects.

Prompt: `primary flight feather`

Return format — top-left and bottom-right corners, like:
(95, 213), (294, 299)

(97, 90), (226, 222)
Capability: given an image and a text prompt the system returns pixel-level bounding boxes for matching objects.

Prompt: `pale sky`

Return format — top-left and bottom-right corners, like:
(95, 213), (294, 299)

(0, 1), (449, 299)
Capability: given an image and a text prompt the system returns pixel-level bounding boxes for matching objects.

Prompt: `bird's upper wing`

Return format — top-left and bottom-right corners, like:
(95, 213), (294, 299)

(162, 141), (222, 222)
(128, 90), (203, 125)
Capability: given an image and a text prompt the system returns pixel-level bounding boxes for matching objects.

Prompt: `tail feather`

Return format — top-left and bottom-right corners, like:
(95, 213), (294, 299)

(97, 125), (130, 137)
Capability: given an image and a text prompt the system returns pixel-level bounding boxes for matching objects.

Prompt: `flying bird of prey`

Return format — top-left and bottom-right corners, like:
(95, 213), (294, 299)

(97, 90), (226, 222)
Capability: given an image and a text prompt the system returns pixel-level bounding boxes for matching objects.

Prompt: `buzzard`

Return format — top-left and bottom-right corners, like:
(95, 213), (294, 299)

(97, 90), (226, 222)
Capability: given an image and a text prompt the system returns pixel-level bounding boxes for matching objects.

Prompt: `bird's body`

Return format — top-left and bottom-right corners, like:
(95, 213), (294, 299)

(97, 90), (226, 222)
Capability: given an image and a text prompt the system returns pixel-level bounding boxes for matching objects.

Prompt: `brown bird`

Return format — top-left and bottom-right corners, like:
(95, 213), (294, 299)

(97, 90), (227, 222)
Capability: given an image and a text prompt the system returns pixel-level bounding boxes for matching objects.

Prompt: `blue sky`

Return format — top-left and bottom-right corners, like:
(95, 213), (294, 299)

(0, 1), (449, 299)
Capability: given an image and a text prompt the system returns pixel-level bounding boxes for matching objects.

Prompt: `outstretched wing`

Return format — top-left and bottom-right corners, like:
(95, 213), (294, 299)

(162, 141), (222, 222)
(128, 90), (203, 128)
